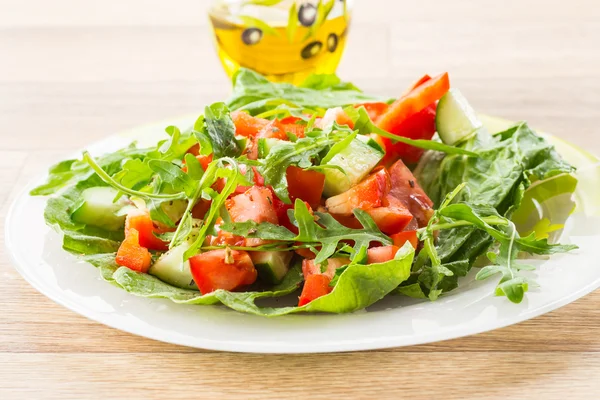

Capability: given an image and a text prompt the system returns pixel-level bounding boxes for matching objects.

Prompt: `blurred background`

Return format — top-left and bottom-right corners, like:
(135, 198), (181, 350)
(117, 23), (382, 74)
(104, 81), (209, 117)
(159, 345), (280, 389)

(1, 0), (598, 153)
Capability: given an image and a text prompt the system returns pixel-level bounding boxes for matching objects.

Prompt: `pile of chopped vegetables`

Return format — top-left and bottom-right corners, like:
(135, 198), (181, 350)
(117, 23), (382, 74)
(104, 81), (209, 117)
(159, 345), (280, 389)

(31, 69), (577, 316)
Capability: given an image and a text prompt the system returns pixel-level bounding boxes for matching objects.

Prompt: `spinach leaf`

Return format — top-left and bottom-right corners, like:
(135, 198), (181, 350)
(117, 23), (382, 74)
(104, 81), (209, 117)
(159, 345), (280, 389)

(103, 243), (414, 316)
(30, 145), (150, 196)
(200, 102), (240, 158)
(227, 68), (387, 114)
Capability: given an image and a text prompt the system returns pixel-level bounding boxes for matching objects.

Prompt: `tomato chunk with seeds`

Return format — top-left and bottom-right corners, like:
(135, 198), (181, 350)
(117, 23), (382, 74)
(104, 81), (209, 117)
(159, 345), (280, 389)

(231, 111), (270, 137)
(325, 169), (390, 216)
(388, 160), (434, 227)
(298, 274), (332, 306)
(226, 186), (278, 225)
(115, 228), (152, 273)
(125, 209), (169, 251)
(367, 245), (400, 264)
(286, 166), (325, 208)
(189, 249), (257, 294)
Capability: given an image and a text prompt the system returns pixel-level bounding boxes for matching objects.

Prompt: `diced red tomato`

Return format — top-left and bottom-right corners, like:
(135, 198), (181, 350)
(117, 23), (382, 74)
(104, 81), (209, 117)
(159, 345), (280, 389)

(376, 72), (449, 133)
(302, 257), (350, 279)
(377, 103), (437, 164)
(365, 203), (413, 234)
(366, 245), (400, 264)
(125, 209), (169, 251)
(317, 107), (355, 129)
(226, 186), (278, 247)
(115, 228), (152, 273)
(295, 247), (316, 259)
(325, 169), (390, 215)
(226, 186), (278, 225)
(189, 249), (257, 294)
(279, 116), (301, 124)
(210, 228), (246, 247)
(355, 102), (389, 121)
(387, 160), (434, 227)
(286, 166), (325, 208)
(390, 230), (418, 249)
(298, 274), (332, 306)
(279, 122), (306, 139)
(231, 111), (270, 137)
(191, 199), (212, 219)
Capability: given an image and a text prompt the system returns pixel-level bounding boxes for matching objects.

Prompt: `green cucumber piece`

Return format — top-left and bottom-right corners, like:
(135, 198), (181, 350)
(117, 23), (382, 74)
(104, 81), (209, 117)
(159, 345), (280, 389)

(435, 89), (483, 145)
(160, 199), (188, 225)
(250, 251), (293, 284)
(356, 134), (384, 153)
(71, 187), (130, 231)
(236, 135), (248, 153)
(148, 242), (197, 290)
(322, 138), (383, 197)
(257, 138), (285, 158)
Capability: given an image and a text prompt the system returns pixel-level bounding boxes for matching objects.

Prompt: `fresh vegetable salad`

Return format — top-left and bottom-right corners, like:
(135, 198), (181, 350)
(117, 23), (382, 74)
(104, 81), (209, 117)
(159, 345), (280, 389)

(31, 69), (577, 316)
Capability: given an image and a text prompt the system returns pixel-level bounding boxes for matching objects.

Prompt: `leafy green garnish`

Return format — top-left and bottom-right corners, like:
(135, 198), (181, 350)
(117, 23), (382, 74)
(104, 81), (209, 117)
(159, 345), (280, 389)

(105, 243), (414, 316)
(198, 102), (240, 159)
(347, 106), (478, 157)
(221, 199), (391, 263)
(227, 68), (388, 114)
(257, 127), (351, 202)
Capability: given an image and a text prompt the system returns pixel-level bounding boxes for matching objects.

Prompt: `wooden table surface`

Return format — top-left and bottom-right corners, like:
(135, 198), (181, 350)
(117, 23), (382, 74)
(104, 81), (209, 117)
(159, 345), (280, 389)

(1, 0), (600, 398)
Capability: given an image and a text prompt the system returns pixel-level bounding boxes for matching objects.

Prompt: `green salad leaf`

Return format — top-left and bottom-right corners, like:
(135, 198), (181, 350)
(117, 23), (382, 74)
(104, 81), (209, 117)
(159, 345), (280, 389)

(403, 122), (577, 301)
(107, 242), (414, 316)
(227, 68), (388, 114)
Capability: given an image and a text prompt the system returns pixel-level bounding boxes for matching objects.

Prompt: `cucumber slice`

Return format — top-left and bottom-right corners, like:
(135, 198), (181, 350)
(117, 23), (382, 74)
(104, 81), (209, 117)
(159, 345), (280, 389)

(356, 134), (385, 153)
(257, 138), (285, 158)
(250, 251), (293, 284)
(236, 135), (248, 153)
(148, 242), (197, 290)
(322, 138), (384, 197)
(435, 89), (483, 145)
(71, 187), (129, 231)
(161, 199), (188, 225)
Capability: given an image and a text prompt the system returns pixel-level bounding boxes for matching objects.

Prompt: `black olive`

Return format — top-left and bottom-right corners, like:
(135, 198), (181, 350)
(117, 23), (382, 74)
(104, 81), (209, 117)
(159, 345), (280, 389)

(327, 33), (338, 52)
(301, 41), (323, 59)
(241, 28), (262, 45)
(298, 3), (317, 27)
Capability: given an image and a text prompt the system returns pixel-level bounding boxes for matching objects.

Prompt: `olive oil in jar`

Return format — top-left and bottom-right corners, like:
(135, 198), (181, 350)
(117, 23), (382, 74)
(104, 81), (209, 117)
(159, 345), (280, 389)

(209, 0), (352, 85)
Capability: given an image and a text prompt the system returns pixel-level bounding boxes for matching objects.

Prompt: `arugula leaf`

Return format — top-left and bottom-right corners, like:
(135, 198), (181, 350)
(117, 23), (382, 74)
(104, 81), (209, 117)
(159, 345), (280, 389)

(227, 68), (387, 114)
(347, 106), (478, 157)
(148, 160), (197, 198)
(201, 103), (240, 159)
(258, 129), (348, 202)
(30, 145), (150, 196)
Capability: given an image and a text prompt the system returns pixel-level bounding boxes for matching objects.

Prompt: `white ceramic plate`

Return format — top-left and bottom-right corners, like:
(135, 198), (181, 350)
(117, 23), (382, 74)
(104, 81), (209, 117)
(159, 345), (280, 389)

(5, 115), (600, 353)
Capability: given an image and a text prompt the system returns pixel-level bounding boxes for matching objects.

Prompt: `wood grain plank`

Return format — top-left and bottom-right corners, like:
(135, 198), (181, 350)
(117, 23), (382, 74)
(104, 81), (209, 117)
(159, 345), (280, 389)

(1, 352), (599, 400)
